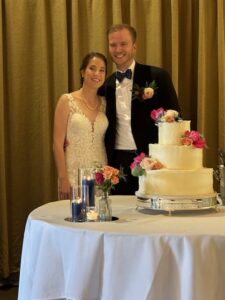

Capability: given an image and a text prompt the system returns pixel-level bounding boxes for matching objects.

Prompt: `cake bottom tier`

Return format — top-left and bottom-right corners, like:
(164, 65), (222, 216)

(138, 168), (214, 196)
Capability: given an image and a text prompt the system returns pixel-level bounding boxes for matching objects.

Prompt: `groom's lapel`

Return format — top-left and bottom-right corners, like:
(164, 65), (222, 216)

(108, 72), (117, 89)
(133, 63), (143, 84)
(106, 73), (117, 116)
(132, 63), (145, 107)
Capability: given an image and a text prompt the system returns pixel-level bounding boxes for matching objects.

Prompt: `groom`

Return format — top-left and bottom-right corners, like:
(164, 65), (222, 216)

(101, 24), (180, 195)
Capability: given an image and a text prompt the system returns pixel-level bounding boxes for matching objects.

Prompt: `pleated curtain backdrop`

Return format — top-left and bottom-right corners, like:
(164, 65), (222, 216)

(0, 0), (225, 278)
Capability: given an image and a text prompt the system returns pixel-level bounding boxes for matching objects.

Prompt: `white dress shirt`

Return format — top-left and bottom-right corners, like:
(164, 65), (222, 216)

(115, 60), (137, 150)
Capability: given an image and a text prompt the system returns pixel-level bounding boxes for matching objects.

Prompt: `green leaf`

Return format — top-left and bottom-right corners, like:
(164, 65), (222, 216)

(131, 166), (145, 177)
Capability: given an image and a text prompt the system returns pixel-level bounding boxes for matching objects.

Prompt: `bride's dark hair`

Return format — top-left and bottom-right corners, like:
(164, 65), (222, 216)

(80, 52), (107, 85)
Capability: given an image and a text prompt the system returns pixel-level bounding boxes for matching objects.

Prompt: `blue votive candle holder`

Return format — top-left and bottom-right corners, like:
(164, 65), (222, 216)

(70, 186), (85, 222)
(71, 200), (85, 222)
(82, 178), (95, 207)
(72, 200), (81, 217)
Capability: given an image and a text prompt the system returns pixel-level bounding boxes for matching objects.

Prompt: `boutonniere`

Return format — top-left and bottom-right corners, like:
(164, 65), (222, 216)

(132, 80), (158, 101)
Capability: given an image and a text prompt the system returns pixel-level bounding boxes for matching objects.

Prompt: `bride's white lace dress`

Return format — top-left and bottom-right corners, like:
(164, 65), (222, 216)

(65, 93), (108, 186)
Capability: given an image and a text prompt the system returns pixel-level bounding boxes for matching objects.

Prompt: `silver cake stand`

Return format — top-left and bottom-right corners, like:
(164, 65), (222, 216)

(135, 192), (218, 215)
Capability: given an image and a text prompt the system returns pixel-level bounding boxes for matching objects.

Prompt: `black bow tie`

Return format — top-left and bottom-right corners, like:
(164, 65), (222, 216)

(116, 69), (132, 82)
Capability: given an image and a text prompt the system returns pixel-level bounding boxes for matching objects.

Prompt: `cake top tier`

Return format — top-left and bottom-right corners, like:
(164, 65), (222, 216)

(151, 108), (206, 147)
(151, 108), (190, 145)
(159, 121), (190, 145)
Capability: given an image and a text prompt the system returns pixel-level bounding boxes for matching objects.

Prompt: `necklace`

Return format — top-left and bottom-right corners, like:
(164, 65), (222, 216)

(81, 94), (100, 111)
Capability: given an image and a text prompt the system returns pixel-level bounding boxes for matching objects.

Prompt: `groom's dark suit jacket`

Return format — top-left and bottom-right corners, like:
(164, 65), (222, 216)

(100, 62), (180, 164)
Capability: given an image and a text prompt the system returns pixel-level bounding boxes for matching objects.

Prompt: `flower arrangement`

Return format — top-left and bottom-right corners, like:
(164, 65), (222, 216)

(95, 165), (125, 194)
(180, 130), (206, 149)
(132, 80), (158, 101)
(130, 152), (163, 177)
(150, 107), (182, 123)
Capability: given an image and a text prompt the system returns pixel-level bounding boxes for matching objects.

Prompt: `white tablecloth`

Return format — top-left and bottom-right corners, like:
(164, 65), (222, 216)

(18, 196), (225, 300)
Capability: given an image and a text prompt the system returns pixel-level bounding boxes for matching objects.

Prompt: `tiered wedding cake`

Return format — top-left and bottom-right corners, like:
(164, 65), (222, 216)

(132, 109), (216, 210)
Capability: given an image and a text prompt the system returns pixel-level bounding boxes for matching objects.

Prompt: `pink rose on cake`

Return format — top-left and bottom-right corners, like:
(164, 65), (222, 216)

(130, 152), (163, 177)
(130, 152), (146, 176)
(181, 130), (206, 149)
(132, 80), (158, 101)
(151, 108), (181, 123)
(140, 157), (163, 170)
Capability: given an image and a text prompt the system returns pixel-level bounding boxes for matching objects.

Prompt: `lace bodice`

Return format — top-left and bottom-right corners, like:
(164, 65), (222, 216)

(65, 93), (108, 186)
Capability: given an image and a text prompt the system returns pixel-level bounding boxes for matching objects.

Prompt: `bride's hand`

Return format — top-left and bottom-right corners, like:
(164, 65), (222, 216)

(63, 138), (69, 151)
(58, 177), (70, 200)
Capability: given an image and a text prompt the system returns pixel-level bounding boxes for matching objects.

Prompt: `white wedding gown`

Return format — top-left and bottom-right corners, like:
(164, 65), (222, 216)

(65, 93), (108, 186)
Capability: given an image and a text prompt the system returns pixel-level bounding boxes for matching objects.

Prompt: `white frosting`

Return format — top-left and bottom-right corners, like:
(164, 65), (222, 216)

(138, 119), (214, 198)
(149, 144), (203, 170)
(138, 168), (214, 196)
(158, 121), (190, 145)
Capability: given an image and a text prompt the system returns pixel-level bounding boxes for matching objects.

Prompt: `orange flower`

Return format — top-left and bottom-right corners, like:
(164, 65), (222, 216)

(103, 166), (119, 179)
(180, 137), (192, 146)
(111, 175), (119, 185)
(95, 164), (125, 193)
(165, 115), (174, 122)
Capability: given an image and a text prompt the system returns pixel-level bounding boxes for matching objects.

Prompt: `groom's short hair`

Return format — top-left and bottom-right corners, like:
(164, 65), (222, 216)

(107, 24), (137, 43)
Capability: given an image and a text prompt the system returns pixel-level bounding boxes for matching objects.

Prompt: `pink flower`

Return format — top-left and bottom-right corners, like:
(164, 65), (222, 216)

(95, 172), (104, 184)
(193, 139), (206, 148)
(130, 161), (137, 169)
(133, 152), (145, 164)
(130, 153), (145, 171)
(131, 154), (163, 176)
(150, 108), (165, 121)
(188, 130), (201, 142)
(151, 108), (181, 124)
(181, 130), (206, 148)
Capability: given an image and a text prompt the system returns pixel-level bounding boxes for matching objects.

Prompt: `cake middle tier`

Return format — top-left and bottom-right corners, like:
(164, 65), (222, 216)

(149, 144), (203, 170)
(138, 168), (214, 197)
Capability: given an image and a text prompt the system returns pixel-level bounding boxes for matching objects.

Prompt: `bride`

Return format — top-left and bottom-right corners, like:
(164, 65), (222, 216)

(53, 52), (108, 200)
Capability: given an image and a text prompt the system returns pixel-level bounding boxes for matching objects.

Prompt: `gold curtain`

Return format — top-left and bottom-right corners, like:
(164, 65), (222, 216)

(0, 0), (224, 278)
